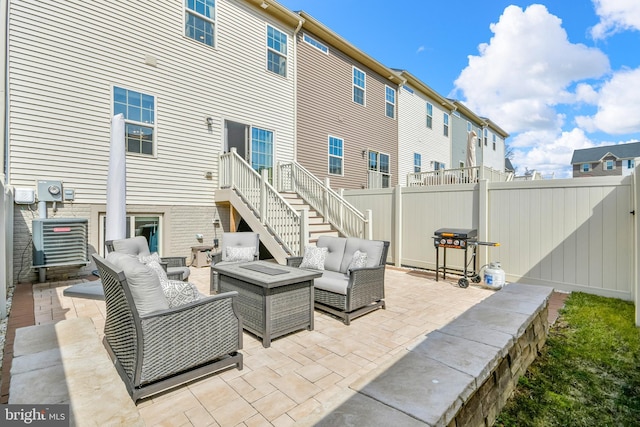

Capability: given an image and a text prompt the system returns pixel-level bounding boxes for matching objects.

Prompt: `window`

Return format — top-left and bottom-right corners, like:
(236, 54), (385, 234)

(100, 214), (162, 256)
(328, 136), (343, 175)
(434, 162), (446, 170)
(493, 134), (497, 150)
(426, 102), (433, 129)
(483, 129), (488, 146)
(267, 25), (287, 77)
(414, 153), (422, 173)
(185, 0), (215, 47)
(114, 86), (155, 156)
(368, 151), (390, 188)
(581, 163), (590, 172)
(459, 161), (465, 168)
(303, 33), (328, 54)
(443, 113), (449, 137)
(385, 86), (396, 119)
(353, 67), (366, 105)
(627, 159), (635, 169)
(605, 160), (614, 170)
(467, 122), (472, 132)
(402, 85), (414, 94)
(251, 127), (274, 181)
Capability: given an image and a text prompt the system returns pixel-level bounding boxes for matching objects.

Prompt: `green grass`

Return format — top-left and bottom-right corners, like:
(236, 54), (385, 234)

(496, 292), (640, 427)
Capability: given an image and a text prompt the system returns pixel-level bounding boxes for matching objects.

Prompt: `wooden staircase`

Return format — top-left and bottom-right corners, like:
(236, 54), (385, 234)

(279, 192), (340, 243)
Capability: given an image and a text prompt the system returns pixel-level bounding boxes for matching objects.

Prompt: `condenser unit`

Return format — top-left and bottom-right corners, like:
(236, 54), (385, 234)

(32, 218), (89, 268)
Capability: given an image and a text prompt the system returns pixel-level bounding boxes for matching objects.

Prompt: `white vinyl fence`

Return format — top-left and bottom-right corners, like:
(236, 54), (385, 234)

(344, 175), (639, 324)
(0, 178), (12, 319)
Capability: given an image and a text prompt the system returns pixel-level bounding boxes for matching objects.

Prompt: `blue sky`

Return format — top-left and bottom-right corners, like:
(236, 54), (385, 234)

(277, 0), (640, 178)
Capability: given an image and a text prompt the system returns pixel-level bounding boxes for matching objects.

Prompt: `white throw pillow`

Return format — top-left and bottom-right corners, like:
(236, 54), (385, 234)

(347, 250), (368, 276)
(299, 246), (328, 270)
(224, 246), (256, 262)
(161, 280), (203, 308)
(138, 252), (161, 265)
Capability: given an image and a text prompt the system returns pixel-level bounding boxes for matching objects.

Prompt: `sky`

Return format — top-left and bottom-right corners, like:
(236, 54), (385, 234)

(276, 0), (640, 178)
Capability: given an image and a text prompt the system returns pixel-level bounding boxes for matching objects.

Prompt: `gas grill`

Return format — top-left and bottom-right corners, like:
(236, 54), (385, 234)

(433, 228), (499, 288)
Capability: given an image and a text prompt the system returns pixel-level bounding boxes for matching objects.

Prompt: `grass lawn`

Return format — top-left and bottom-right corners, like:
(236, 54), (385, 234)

(496, 292), (640, 426)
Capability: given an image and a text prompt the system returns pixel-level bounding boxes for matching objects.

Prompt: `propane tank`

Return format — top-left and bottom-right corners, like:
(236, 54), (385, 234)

(482, 262), (505, 289)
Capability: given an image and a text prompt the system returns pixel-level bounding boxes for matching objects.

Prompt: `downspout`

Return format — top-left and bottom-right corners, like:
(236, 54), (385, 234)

(1, 0), (7, 180)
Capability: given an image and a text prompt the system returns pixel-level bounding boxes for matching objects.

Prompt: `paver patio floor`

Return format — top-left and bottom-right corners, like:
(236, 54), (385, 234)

(29, 266), (499, 426)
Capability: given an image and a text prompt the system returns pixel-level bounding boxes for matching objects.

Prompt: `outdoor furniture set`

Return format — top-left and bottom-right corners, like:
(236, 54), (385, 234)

(95, 233), (388, 400)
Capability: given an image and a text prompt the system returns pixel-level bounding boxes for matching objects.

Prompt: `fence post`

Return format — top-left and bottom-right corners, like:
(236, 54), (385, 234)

(339, 188), (344, 231)
(260, 169), (268, 224)
(365, 209), (373, 240)
(478, 179), (489, 269)
(323, 177), (330, 220)
(229, 147), (237, 189)
(394, 184), (402, 267)
(634, 169), (640, 326)
(300, 208), (309, 256)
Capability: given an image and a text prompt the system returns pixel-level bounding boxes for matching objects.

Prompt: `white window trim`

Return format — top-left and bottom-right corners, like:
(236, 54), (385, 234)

(385, 85), (396, 119)
(184, 0), (216, 48)
(581, 163), (590, 172)
(328, 135), (344, 176)
(352, 66), (366, 106)
(112, 85), (157, 158)
(443, 113), (449, 137)
(302, 33), (328, 54)
(414, 153), (422, 173)
(605, 160), (615, 170)
(426, 102), (433, 129)
(266, 24), (288, 78)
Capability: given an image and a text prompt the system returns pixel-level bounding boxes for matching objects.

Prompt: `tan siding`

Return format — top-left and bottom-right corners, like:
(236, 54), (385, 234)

(8, 0), (296, 205)
(296, 31), (398, 190)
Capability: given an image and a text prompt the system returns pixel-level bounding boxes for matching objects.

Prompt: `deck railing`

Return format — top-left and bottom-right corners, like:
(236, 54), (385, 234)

(219, 149), (306, 256)
(278, 162), (370, 239)
(407, 166), (513, 187)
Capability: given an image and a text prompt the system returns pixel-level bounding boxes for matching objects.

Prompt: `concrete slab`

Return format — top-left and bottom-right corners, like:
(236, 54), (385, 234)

(9, 317), (143, 427)
(303, 391), (427, 427)
(454, 304), (532, 338)
(438, 320), (514, 358)
(479, 283), (553, 316)
(352, 351), (475, 426)
(409, 331), (503, 386)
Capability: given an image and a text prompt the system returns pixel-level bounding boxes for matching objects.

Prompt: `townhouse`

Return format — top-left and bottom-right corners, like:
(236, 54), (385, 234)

(571, 142), (640, 177)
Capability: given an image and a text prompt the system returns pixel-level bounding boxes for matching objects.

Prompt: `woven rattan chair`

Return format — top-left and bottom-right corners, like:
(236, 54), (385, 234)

(106, 236), (190, 281)
(209, 232), (260, 293)
(93, 254), (243, 401)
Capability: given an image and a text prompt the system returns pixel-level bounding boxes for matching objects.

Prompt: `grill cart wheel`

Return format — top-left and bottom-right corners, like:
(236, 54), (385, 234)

(458, 278), (469, 288)
(471, 274), (482, 283)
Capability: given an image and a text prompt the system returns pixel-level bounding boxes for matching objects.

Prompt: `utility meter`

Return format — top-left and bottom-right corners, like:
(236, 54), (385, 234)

(36, 180), (63, 202)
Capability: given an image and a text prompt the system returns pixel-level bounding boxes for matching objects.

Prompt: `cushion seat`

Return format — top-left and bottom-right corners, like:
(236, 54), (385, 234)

(313, 270), (350, 295)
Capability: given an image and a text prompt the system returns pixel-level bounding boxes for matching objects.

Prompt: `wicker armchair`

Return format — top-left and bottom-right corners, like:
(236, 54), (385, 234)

(106, 236), (190, 281)
(209, 232), (260, 293)
(93, 254), (243, 401)
(287, 237), (390, 325)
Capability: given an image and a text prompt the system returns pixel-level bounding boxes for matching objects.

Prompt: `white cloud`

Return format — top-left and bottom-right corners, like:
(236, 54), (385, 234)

(453, 4), (610, 134)
(575, 68), (640, 134)
(591, 0), (640, 39)
(416, 46), (425, 54)
(575, 83), (599, 104)
(510, 128), (595, 178)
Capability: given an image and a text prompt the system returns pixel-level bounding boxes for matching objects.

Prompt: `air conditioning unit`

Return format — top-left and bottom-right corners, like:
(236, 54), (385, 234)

(32, 218), (89, 268)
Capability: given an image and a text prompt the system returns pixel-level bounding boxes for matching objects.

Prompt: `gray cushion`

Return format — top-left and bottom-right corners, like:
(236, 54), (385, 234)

(106, 252), (169, 316)
(347, 250), (368, 275)
(316, 236), (347, 272)
(340, 238), (385, 273)
(300, 246), (328, 270)
(314, 270), (350, 295)
(167, 266), (191, 281)
(111, 236), (151, 257)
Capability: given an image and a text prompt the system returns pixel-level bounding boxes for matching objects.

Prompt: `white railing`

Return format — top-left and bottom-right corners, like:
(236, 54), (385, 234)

(219, 149), (306, 256)
(279, 162), (370, 239)
(407, 166), (513, 187)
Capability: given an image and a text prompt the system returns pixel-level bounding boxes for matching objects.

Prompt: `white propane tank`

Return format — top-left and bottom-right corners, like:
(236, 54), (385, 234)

(483, 262), (505, 289)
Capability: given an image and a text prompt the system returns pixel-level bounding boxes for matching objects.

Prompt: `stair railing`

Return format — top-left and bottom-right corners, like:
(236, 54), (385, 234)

(219, 149), (308, 256)
(278, 161), (370, 239)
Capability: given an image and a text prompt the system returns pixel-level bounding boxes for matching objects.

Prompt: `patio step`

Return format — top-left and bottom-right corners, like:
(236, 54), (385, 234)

(9, 317), (143, 426)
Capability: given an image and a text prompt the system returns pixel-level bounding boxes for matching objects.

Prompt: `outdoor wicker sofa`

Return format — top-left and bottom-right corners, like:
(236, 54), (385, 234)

(209, 232), (260, 293)
(93, 253), (243, 401)
(287, 236), (390, 325)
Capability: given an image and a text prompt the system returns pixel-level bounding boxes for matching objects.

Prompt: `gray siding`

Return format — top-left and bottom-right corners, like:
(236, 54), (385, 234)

(573, 155), (623, 178)
(296, 31), (398, 189)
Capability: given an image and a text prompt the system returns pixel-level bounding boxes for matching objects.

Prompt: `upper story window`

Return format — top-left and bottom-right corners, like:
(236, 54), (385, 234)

(414, 153), (422, 173)
(267, 25), (287, 77)
(114, 86), (155, 156)
(303, 33), (328, 54)
(493, 134), (497, 150)
(185, 0), (215, 47)
(627, 159), (635, 169)
(328, 136), (343, 175)
(385, 86), (396, 119)
(353, 67), (366, 105)
(605, 160), (615, 170)
(443, 113), (449, 137)
(434, 161), (446, 170)
(402, 85), (414, 94)
(467, 121), (472, 132)
(426, 102), (433, 129)
(581, 163), (590, 172)
(483, 129), (488, 145)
